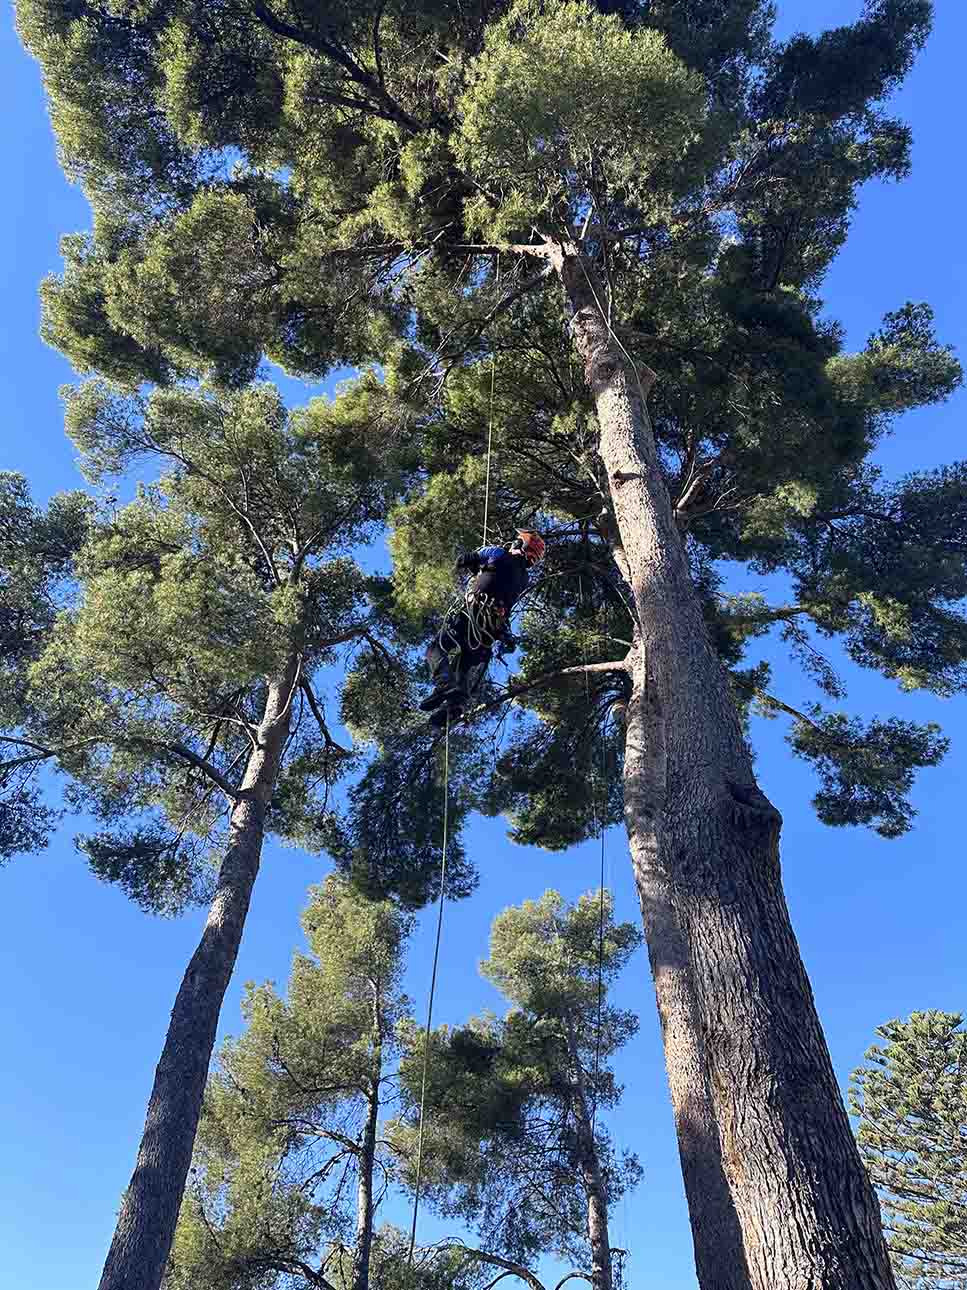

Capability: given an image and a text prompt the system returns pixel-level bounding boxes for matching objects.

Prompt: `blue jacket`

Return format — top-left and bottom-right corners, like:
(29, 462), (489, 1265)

(457, 545), (529, 610)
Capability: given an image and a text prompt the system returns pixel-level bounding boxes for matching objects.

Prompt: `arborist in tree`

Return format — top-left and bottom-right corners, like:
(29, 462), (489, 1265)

(420, 530), (546, 727)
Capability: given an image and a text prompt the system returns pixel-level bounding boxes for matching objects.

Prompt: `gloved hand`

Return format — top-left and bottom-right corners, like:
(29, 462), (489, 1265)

(496, 633), (518, 658)
(455, 551), (481, 575)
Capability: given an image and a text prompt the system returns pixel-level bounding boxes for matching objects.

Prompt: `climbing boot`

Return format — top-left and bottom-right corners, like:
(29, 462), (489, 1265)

(418, 684), (454, 712)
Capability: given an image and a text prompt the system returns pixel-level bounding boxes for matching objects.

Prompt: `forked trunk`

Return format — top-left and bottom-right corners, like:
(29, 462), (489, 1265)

(98, 661), (298, 1290)
(554, 245), (896, 1290)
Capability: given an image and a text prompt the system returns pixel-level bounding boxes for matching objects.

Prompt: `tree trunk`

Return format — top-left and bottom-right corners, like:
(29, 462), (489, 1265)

(98, 660), (298, 1290)
(564, 1016), (614, 1290)
(553, 244), (896, 1290)
(352, 993), (382, 1290)
(623, 655), (751, 1290)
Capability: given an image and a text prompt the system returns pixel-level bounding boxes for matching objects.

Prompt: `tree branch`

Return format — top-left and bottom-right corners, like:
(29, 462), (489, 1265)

(442, 1245), (547, 1290)
(728, 675), (823, 732)
(469, 658), (629, 720)
(0, 732), (241, 800)
(133, 739), (243, 800)
(249, 1), (421, 132)
(298, 678), (351, 755)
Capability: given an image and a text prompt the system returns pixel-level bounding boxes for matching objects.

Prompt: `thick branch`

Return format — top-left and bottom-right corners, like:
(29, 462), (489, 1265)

(249, 2), (421, 132)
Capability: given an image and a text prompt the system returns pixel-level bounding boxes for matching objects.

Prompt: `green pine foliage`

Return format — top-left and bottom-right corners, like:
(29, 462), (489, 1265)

(394, 890), (643, 1276)
(164, 875), (425, 1288)
(0, 472), (91, 858)
(0, 375), (451, 912)
(851, 1012), (967, 1288)
(166, 880), (629, 1289)
(16, 0), (965, 849)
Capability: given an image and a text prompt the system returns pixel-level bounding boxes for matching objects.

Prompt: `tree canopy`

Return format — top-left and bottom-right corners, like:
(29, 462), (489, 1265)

(13, 1), (966, 1287)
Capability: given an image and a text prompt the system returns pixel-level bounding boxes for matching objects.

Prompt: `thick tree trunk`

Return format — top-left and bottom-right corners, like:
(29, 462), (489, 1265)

(623, 657), (751, 1290)
(554, 245), (896, 1290)
(564, 1017), (614, 1290)
(98, 661), (297, 1290)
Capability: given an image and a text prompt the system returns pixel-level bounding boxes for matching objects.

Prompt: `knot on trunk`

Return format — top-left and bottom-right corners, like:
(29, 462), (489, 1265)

(722, 779), (782, 837)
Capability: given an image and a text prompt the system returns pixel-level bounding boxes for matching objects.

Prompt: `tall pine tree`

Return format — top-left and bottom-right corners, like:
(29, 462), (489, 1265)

(395, 890), (642, 1290)
(16, 2), (965, 1287)
(0, 377), (477, 1290)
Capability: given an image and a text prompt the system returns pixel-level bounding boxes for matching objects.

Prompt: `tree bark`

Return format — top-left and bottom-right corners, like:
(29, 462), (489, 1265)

(564, 1016), (614, 1290)
(351, 988), (383, 1290)
(98, 659), (298, 1290)
(623, 652), (752, 1290)
(553, 243), (896, 1290)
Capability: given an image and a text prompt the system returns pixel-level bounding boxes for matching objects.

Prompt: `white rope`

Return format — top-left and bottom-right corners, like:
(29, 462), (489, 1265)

(482, 351), (496, 546)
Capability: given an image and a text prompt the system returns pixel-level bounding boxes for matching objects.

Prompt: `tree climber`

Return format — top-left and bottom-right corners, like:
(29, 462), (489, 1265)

(420, 530), (546, 726)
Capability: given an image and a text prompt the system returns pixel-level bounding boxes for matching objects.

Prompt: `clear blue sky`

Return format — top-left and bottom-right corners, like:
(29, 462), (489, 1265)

(2, 4), (965, 1287)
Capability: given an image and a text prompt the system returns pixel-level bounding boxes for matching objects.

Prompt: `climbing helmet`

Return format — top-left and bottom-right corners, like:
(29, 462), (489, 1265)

(515, 530), (546, 565)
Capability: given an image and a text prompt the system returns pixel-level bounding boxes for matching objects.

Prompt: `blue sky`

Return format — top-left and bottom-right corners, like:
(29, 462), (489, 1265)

(1, 3), (965, 1287)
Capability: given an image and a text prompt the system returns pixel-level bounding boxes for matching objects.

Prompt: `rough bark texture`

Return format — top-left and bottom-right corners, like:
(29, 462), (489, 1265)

(553, 243), (896, 1290)
(624, 656), (751, 1290)
(564, 1015), (614, 1290)
(98, 661), (298, 1290)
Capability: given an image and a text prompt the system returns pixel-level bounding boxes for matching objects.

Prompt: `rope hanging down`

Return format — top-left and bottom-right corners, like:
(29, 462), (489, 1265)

(409, 352), (498, 1257)
(482, 351), (496, 547)
(481, 254), (499, 547)
(407, 712), (451, 1265)
(579, 574), (609, 1135)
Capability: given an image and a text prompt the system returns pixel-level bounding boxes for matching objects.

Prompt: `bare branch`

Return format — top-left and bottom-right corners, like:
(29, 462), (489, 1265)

(468, 658), (630, 722)
(440, 1244), (547, 1290)
(299, 679), (352, 756)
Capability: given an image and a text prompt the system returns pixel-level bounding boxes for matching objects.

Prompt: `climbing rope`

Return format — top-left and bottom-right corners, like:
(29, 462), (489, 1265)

(407, 712), (451, 1266)
(579, 574), (610, 1135)
(482, 351), (496, 547)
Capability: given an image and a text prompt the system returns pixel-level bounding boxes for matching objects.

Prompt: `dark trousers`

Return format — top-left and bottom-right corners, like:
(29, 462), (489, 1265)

(425, 609), (492, 701)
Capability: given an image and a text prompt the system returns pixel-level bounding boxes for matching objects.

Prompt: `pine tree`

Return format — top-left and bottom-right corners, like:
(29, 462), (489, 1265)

(165, 875), (420, 1290)
(851, 1012), (967, 1289)
(17, 2), (966, 1287)
(395, 890), (642, 1290)
(0, 377), (477, 1290)
(0, 471), (89, 858)
(166, 882), (629, 1290)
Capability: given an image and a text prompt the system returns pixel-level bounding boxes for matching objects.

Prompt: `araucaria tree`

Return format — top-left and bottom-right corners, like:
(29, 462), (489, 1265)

(851, 1012), (967, 1289)
(396, 890), (642, 1290)
(17, 1), (967, 1288)
(0, 377), (429, 1290)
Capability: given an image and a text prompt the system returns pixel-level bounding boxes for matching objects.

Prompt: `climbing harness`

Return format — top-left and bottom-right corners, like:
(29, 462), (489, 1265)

(465, 591), (506, 650)
(407, 711), (451, 1266)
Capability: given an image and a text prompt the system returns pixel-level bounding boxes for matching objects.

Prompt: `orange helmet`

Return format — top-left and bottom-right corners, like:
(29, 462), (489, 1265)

(515, 530), (546, 565)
